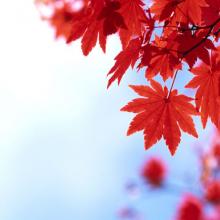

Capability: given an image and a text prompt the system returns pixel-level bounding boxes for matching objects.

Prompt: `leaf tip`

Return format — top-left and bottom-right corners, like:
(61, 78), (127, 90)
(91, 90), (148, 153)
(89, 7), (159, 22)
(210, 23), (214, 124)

(120, 105), (126, 112)
(170, 149), (176, 156)
(168, 145), (177, 156)
(126, 129), (132, 136)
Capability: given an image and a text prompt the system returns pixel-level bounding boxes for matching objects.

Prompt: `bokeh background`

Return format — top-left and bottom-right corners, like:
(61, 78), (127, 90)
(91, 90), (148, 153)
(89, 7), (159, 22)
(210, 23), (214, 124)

(0, 1), (214, 220)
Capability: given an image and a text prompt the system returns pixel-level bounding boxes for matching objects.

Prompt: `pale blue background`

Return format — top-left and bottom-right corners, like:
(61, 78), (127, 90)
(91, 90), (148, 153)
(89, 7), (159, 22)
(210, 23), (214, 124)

(0, 1), (213, 220)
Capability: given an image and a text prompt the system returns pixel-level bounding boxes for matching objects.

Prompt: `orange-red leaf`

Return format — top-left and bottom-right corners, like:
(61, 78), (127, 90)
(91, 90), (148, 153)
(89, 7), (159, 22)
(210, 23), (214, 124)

(185, 53), (220, 128)
(144, 35), (181, 81)
(97, 1), (127, 36)
(151, 0), (208, 25)
(202, 0), (220, 34)
(49, 3), (75, 40)
(107, 38), (141, 88)
(121, 80), (198, 155)
(66, 0), (107, 56)
(118, 0), (147, 48)
(177, 31), (215, 68)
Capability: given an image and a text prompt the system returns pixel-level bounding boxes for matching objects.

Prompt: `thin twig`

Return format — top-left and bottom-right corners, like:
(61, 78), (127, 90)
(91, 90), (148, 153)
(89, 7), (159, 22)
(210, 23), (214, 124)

(183, 17), (220, 56)
(167, 17), (220, 95)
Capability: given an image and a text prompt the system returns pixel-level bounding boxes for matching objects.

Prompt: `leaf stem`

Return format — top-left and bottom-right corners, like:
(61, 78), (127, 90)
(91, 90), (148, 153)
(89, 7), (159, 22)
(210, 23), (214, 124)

(167, 69), (179, 98)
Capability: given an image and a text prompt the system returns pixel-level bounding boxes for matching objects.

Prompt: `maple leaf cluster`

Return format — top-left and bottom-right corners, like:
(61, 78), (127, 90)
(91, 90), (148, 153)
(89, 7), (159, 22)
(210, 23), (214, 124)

(118, 131), (220, 220)
(36, 0), (220, 155)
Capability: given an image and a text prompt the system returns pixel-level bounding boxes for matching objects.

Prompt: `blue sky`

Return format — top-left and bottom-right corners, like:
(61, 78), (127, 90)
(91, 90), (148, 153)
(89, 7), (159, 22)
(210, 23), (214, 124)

(0, 1), (214, 220)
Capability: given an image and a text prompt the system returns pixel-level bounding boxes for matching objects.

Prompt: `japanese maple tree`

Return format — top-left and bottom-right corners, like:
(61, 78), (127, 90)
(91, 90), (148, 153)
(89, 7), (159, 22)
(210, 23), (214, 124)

(35, 0), (220, 155)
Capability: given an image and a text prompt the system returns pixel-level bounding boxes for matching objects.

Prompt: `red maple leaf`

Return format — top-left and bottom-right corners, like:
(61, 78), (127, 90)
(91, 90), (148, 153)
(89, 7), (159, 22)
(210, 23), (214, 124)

(150, 0), (179, 22)
(151, 0), (208, 25)
(185, 52), (220, 128)
(121, 80), (198, 155)
(67, 0), (107, 55)
(38, 0), (220, 155)
(202, 0), (220, 34)
(107, 38), (141, 88)
(118, 0), (147, 48)
(177, 30), (215, 68)
(49, 3), (75, 40)
(97, 1), (127, 36)
(143, 35), (181, 81)
(80, 20), (105, 55)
